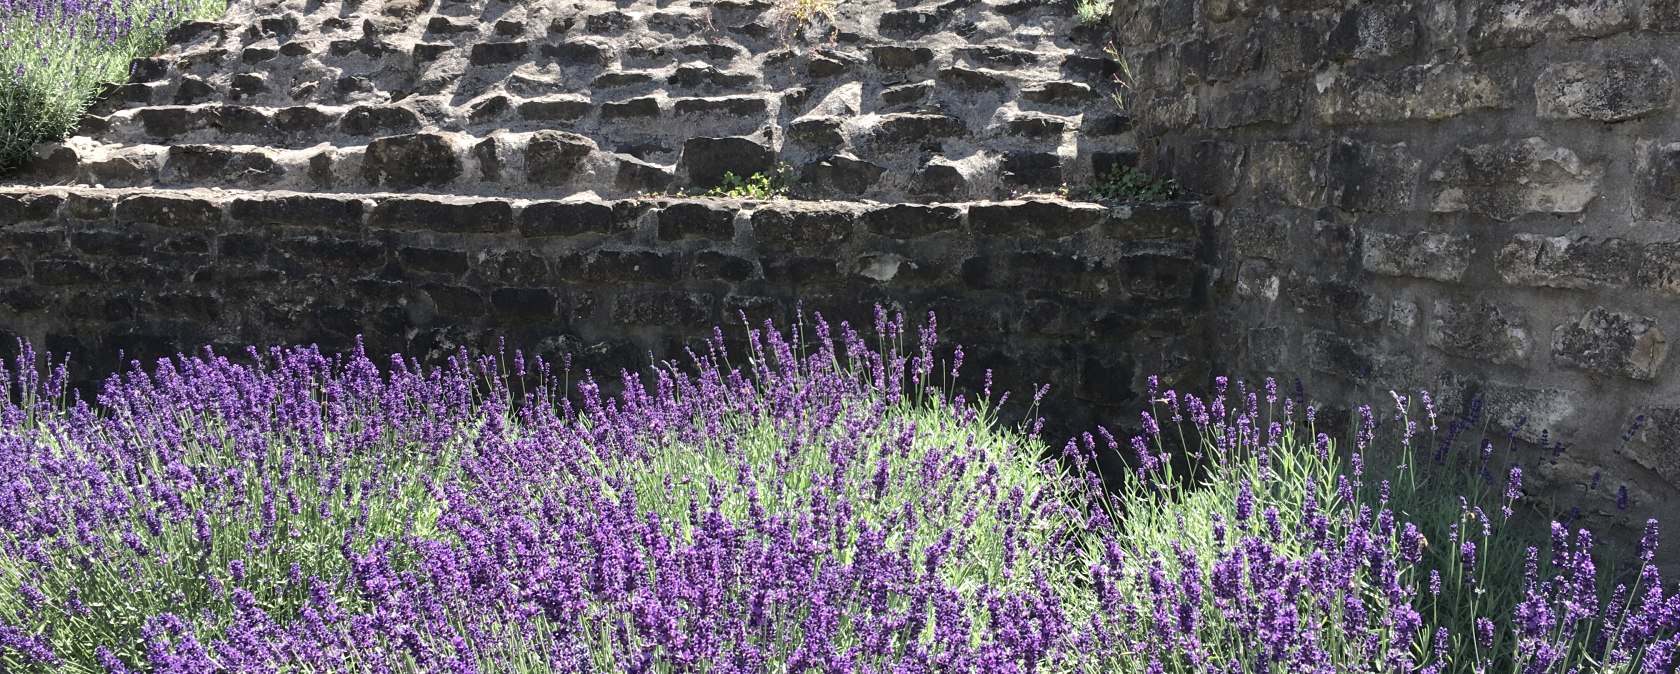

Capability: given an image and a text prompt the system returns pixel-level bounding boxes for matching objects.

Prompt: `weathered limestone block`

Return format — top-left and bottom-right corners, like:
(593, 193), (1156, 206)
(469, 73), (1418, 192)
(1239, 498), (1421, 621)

(1328, 139), (1417, 212)
(872, 45), (934, 70)
(1627, 409), (1680, 483)
(1288, 273), (1383, 325)
(369, 198), (513, 234)
(163, 146), (282, 186)
(878, 9), (945, 39)
(801, 155), (887, 196)
(1428, 299), (1531, 365)
(1207, 85), (1301, 129)
(113, 194), (221, 227)
(657, 202), (737, 241)
(0, 192), (63, 223)
(1637, 141), (1680, 220)
(614, 156), (674, 192)
(1304, 330), (1411, 382)
(1537, 57), (1674, 122)
(1638, 241), (1680, 295)
(1225, 210), (1290, 261)
(1362, 231), (1472, 281)
(938, 67), (1007, 92)
(1318, 63), (1517, 123)
(613, 290), (713, 327)
(363, 134), (461, 189)
(1496, 235), (1636, 288)
(969, 200), (1108, 238)
(1468, 0), (1633, 51)
(228, 195), (363, 229)
(1552, 306), (1668, 380)
(1248, 141), (1322, 207)
(1430, 138), (1600, 221)
(873, 113), (968, 144)
(1434, 373), (1579, 443)
(862, 204), (963, 239)
(752, 205), (855, 249)
(1327, 4), (1418, 60)
(527, 131), (599, 185)
(1236, 259), (1280, 301)
(520, 201), (617, 238)
(1105, 202), (1211, 242)
(517, 96), (590, 121)
(599, 97), (660, 119)
(680, 136), (774, 188)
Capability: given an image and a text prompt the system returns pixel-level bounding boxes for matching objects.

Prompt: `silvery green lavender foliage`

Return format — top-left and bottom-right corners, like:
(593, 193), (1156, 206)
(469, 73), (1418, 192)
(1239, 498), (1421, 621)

(1, 311), (1678, 673)
(0, 0), (223, 169)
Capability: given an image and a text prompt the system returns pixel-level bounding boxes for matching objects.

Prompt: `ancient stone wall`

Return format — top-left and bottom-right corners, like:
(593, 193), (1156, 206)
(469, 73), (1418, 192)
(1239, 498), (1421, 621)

(0, 187), (1211, 434)
(1113, 0), (1680, 531)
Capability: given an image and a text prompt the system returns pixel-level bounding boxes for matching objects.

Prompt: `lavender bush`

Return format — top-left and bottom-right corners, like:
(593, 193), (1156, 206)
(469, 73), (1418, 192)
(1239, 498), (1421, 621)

(0, 0), (223, 169)
(0, 311), (1676, 672)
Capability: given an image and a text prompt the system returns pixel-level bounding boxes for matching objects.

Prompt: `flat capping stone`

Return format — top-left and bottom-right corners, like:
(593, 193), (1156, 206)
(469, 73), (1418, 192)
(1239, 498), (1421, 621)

(113, 193), (222, 227)
(368, 196), (515, 234)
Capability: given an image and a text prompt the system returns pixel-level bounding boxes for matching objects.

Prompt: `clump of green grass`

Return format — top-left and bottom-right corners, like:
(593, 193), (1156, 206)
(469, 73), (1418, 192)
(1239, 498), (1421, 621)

(0, 0), (226, 171)
(768, 0), (838, 46)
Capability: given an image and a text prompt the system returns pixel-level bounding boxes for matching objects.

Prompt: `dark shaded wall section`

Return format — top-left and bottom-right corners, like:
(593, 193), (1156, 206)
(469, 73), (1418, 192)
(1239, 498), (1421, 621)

(0, 188), (1211, 435)
(1113, 0), (1680, 535)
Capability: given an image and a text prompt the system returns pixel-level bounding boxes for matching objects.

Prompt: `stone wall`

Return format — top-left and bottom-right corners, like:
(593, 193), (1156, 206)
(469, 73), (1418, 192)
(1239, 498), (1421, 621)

(0, 187), (1211, 435)
(1112, 0), (1680, 533)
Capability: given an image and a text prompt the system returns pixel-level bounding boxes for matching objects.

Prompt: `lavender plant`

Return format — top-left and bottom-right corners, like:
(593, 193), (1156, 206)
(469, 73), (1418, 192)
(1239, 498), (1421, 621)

(1, 312), (1677, 673)
(0, 0), (224, 170)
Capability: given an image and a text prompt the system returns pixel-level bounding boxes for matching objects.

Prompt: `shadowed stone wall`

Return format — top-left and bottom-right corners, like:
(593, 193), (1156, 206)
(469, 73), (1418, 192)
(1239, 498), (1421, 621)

(0, 187), (1211, 435)
(1112, 0), (1680, 536)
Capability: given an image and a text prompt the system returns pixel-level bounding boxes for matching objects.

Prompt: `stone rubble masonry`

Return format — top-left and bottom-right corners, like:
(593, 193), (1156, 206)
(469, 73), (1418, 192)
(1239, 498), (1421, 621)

(0, 187), (1213, 438)
(1115, 0), (1680, 533)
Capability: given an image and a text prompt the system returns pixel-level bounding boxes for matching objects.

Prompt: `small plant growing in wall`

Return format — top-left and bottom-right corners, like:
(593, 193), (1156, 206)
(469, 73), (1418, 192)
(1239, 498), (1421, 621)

(699, 163), (797, 200)
(1104, 39), (1135, 112)
(1076, 0), (1112, 27)
(1068, 163), (1178, 202)
(769, 0), (838, 46)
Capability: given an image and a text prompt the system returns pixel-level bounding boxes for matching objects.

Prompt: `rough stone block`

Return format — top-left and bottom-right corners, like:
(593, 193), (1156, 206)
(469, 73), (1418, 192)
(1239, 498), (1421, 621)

(614, 290), (714, 326)
(397, 247), (469, 275)
(527, 131), (598, 185)
(33, 258), (103, 286)
(1247, 326), (1288, 370)
(878, 10), (944, 39)
(999, 152), (1063, 190)
(520, 201), (618, 237)
(1434, 374), (1579, 444)
(1248, 141), (1322, 207)
(1105, 202), (1211, 242)
(1006, 115), (1067, 139)
(1428, 299), (1531, 365)
(164, 146), (283, 186)
(1430, 137), (1600, 221)
(1236, 259), (1281, 302)
(1537, 57), (1674, 122)
(1317, 63), (1517, 124)
(1552, 306), (1668, 380)
(880, 81), (934, 108)
(202, 106), (274, 136)
(1328, 139), (1418, 212)
(1288, 273), (1383, 325)
(0, 192), (63, 223)
(787, 116), (846, 149)
(1327, 5), (1418, 60)
(862, 204), (962, 239)
(593, 72), (656, 88)
(1304, 330), (1408, 382)
(672, 96), (769, 117)
(470, 41), (529, 66)
(938, 67), (1007, 91)
(680, 136), (774, 189)
(695, 251), (755, 282)
(1224, 210), (1290, 261)
(370, 198), (514, 234)
(1639, 241), (1680, 295)
(517, 97), (591, 121)
(872, 45), (935, 69)
(1626, 408), (1680, 483)
(1496, 235), (1636, 289)
(1469, 0), (1633, 51)
(969, 200), (1107, 238)
(911, 164), (968, 197)
(873, 113), (967, 144)
(71, 230), (147, 257)
(760, 256), (840, 285)
(1206, 86), (1301, 129)
(541, 41), (609, 65)
(228, 195), (363, 230)
(1175, 140), (1246, 197)
(752, 205), (855, 249)
(615, 156), (675, 193)
(567, 250), (682, 284)
(801, 155), (887, 196)
(1362, 231), (1472, 282)
(667, 66), (754, 89)
(599, 97), (661, 119)
(657, 202), (737, 241)
(1021, 82), (1098, 105)
(363, 134), (461, 190)
(490, 287), (557, 322)
(114, 194), (221, 227)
